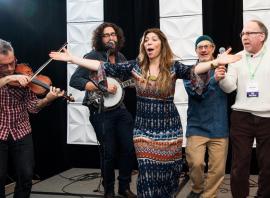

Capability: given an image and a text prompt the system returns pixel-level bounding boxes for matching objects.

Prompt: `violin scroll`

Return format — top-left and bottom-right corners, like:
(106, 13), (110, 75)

(63, 92), (75, 102)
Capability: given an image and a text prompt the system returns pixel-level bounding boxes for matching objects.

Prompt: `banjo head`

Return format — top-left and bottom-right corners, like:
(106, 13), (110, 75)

(103, 77), (124, 108)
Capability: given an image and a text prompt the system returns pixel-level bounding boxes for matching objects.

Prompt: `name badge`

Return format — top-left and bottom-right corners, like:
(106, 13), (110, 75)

(246, 81), (259, 97)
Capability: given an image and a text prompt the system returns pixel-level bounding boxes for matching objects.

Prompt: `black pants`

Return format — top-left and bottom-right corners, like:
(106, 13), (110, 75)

(0, 134), (34, 198)
(230, 111), (270, 198)
(90, 107), (135, 194)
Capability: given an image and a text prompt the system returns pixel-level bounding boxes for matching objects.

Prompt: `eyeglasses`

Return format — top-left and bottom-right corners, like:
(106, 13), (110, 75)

(102, 32), (117, 38)
(240, 31), (263, 38)
(0, 58), (17, 68)
(197, 44), (213, 50)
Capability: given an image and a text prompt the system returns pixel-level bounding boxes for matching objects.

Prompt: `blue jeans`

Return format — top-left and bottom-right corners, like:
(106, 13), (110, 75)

(90, 107), (135, 193)
(0, 134), (34, 198)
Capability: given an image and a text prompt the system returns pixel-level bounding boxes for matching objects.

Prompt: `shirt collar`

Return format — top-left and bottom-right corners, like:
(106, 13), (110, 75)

(245, 45), (266, 58)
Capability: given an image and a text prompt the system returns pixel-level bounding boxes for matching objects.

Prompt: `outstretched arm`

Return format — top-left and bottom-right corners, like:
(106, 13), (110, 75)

(50, 48), (135, 80)
(194, 48), (241, 74)
(49, 48), (100, 71)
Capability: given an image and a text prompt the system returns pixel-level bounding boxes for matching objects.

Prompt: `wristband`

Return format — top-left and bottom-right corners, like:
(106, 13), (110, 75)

(210, 60), (218, 69)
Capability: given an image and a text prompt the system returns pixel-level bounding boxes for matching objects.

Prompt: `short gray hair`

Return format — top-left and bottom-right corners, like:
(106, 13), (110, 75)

(0, 39), (14, 55)
(250, 20), (268, 42)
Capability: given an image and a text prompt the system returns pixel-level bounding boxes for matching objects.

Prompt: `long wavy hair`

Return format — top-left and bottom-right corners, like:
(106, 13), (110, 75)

(91, 22), (125, 52)
(138, 28), (174, 94)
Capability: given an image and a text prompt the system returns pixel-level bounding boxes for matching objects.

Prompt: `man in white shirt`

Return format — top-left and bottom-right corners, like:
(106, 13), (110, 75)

(216, 20), (270, 198)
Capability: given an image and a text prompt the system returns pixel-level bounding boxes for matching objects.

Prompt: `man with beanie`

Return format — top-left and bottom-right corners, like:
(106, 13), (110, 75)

(184, 35), (229, 198)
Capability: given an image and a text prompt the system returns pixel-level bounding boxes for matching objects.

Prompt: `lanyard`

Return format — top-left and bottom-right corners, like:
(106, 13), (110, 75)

(246, 50), (264, 80)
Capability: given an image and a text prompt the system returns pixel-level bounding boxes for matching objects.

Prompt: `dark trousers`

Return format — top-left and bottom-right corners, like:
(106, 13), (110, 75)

(90, 107), (135, 194)
(230, 111), (270, 198)
(0, 134), (34, 198)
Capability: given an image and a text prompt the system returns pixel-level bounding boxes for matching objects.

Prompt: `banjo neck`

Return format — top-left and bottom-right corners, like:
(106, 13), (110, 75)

(121, 79), (134, 88)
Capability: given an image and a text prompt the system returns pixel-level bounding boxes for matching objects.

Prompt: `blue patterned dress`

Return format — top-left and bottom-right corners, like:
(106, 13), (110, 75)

(102, 60), (196, 198)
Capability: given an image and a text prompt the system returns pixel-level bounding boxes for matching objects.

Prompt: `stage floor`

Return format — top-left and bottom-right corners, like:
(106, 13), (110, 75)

(6, 168), (258, 197)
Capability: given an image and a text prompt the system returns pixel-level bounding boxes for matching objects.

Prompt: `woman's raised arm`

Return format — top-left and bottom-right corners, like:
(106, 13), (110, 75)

(49, 48), (100, 71)
(194, 48), (241, 74)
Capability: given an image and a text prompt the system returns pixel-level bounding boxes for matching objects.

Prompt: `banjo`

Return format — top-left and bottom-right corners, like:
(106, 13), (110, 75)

(90, 77), (134, 110)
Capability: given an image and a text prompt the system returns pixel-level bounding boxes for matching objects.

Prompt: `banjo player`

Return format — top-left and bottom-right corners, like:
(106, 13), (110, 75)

(69, 22), (137, 198)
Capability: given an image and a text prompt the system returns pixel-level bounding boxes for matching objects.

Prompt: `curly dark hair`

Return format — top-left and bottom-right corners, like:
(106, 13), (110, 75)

(91, 22), (125, 52)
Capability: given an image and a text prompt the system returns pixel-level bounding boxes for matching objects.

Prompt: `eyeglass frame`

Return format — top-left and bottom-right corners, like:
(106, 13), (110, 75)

(196, 44), (214, 51)
(102, 32), (117, 38)
(239, 31), (264, 38)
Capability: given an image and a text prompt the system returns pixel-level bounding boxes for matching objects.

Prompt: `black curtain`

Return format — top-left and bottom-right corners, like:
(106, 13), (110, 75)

(104, 0), (160, 60)
(0, 0), (69, 179)
(203, 0), (243, 54)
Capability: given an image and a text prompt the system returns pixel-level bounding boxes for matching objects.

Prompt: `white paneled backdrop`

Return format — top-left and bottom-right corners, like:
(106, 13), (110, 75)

(67, 0), (103, 145)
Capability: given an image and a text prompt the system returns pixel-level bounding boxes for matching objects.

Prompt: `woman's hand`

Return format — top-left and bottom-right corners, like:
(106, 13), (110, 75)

(216, 48), (242, 65)
(49, 48), (100, 71)
(195, 48), (241, 75)
(49, 48), (73, 62)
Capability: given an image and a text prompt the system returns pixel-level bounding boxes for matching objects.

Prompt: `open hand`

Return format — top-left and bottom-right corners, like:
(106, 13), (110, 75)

(49, 48), (73, 62)
(217, 48), (241, 65)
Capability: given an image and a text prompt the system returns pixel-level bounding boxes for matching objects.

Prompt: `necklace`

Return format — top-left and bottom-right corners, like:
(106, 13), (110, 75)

(148, 69), (159, 81)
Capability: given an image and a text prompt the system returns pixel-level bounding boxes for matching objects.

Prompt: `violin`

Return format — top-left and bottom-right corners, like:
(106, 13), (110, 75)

(14, 63), (74, 102)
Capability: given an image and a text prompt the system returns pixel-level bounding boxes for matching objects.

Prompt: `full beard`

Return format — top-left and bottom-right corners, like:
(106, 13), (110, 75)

(104, 41), (119, 55)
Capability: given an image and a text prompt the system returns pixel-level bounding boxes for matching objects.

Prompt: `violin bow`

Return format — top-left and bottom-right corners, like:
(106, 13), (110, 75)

(30, 42), (68, 81)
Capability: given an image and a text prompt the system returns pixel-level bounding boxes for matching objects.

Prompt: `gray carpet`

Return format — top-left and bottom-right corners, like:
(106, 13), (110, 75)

(6, 168), (258, 198)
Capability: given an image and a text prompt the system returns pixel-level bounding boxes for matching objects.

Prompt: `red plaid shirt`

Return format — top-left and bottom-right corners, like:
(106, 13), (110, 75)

(0, 84), (40, 141)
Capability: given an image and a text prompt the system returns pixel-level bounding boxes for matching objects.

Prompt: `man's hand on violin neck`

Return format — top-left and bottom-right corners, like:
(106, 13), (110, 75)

(45, 86), (65, 101)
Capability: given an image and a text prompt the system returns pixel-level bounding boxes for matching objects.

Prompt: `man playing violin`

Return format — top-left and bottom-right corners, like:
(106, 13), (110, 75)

(0, 38), (64, 198)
